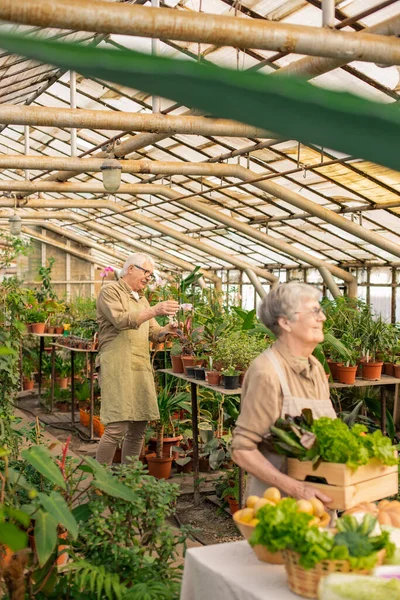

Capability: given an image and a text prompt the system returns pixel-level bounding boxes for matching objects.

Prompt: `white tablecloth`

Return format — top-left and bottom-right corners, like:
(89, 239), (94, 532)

(180, 540), (300, 600)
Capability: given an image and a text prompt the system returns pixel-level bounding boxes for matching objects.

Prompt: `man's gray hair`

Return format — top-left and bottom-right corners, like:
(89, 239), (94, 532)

(258, 282), (321, 337)
(120, 253), (155, 277)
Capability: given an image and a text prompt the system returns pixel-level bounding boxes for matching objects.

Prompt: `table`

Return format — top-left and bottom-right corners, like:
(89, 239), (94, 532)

(330, 375), (400, 435)
(50, 343), (98, 440)
(158, 369), (241, 506)
(180, 540), (298, 600)
(25, 333), (59, 400)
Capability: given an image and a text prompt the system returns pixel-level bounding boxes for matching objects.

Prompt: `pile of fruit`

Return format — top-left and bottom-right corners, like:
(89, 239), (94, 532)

(234, 487), (331, 529)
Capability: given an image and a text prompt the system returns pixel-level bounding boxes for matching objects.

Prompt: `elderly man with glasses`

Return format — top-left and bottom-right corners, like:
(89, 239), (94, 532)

(232, 282), (335, 506)
(95, 253), (179, 465)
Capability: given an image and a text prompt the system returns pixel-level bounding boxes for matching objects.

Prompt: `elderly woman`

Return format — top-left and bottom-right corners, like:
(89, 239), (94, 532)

(95, 252), (179, 465)
(232, 282), (335, 503)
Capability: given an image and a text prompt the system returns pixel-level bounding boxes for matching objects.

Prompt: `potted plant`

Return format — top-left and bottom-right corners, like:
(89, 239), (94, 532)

(146, 377), (188, 479)
(170, 341), (184, 373)
(55, 355), (71, 389)
(222, 366), (240, 390)
(22, 354), (35, 390)
(55, 387), (71, 412)
(25, 307), (48, 334)
(220, 466), (240, 514)
(205, 356), (220, 385)
(361, 317), (388, 380)
(172, 444), (193, 473)
(335, 333), (360, 385)
(75, 380), (90, 426)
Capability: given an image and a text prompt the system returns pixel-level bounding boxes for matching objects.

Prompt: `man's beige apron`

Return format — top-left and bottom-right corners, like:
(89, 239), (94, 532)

(99, 315), (159, 425)
(246, 348), (336, 498)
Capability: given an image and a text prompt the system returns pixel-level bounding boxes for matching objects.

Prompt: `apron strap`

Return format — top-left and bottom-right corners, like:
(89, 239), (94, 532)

(264, 348), (291, 399)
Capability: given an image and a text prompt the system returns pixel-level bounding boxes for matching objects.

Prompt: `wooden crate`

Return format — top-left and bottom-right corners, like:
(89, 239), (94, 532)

(287, 456), (398, 510)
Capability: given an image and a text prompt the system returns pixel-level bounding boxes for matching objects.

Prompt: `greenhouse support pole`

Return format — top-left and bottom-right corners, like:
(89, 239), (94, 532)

(70, 71), (77, 157)
(277, 13), (400, 79)
(322, 0), (335, 28)
(244, 269), (267, 299)
(151, 0), (160, 114)
(318, 266), (341, 299)
(24, 126), (30, 181)
(2, 209), (221, 285)
(2, 0), (400, 66)
(0, 106), (273, 138)
(191, 382), (200, 507)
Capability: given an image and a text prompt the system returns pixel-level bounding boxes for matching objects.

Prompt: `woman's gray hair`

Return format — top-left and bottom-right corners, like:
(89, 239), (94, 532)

(120, 253), (155, 277)
(258, 282), (321, 337)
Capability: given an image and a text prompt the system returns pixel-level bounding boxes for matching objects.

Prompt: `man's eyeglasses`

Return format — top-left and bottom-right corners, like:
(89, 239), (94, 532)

(294, 307), (325, 318)
(134, 264), (155, 281)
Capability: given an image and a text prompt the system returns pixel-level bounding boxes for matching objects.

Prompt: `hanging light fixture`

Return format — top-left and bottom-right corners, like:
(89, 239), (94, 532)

(100, 156), (122, 193)
(9, 195), (21, 236)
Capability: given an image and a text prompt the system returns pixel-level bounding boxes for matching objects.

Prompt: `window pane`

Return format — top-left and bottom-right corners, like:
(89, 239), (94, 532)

(370, 287), (391, 321)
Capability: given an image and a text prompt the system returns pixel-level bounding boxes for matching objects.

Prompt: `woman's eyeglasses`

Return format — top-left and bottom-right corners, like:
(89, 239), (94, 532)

(294, 307), (325, 318)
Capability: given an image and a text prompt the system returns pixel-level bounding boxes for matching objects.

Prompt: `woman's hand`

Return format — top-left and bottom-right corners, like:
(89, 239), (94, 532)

(154, 300), (179, 316)
(291, 482), (332, 506)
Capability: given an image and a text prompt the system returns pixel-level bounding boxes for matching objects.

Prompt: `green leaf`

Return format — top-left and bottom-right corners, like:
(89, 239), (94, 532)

(0, 522), (28, 551)
(7, 467), (34, 491)
(34, 509), (58, 567)
(72, 501), (92, 523)
(5, 506), (31, 528)
(21, 446), (66, 490)
(1, 34), (400, 170)
(84, 457), (137, 502)
(38, 492), (78, 539)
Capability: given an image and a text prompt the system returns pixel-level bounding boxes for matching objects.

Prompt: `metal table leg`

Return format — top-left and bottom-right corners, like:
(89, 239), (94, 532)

(380, 386), (387, 436)
(38, 335), (44, 402)
(71, 350), (75, 427)
(191, 381), (200, 507)
(50, 344), (56, 412)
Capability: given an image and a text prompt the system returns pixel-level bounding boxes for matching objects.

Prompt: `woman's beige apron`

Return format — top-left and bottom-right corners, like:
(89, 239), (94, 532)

(99, 311), (159, 425)
(246, 348), (336, 498)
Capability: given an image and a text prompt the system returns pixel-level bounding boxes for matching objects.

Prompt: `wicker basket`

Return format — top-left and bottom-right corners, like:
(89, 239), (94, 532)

(232, 513), (283, 564)
(282, 549), (385, 599)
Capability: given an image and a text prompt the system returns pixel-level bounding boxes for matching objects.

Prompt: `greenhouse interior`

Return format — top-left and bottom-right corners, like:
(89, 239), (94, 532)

(1, 0), (400, 599)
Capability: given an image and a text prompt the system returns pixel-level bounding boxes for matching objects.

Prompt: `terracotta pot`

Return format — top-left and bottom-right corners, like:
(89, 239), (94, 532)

(31, 322), (46, 334)
(149, 435), (182, 459)
(327, 360), (343, 381)
(384, 362), (395, 376)
(56, 402), (69, 413)
(79, 409), (90, 427)
(57, 530), (69, 566)
(55, 376), (69, 389)
(206, 370), (220, 385)
(23, 379), (34, 391)
(362, 361), (383, 381)
(55, 326), (64, 334)
(176, 458), (193, 474)
(146, 454), (173, 479)
(181, 355), (196, 374)
(171, 355), (184, 374)
(227, 496), (240, 515)
(336, 365), (357, 385)
(394, 365), (400, 378)
(47, 326), (55, 334)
